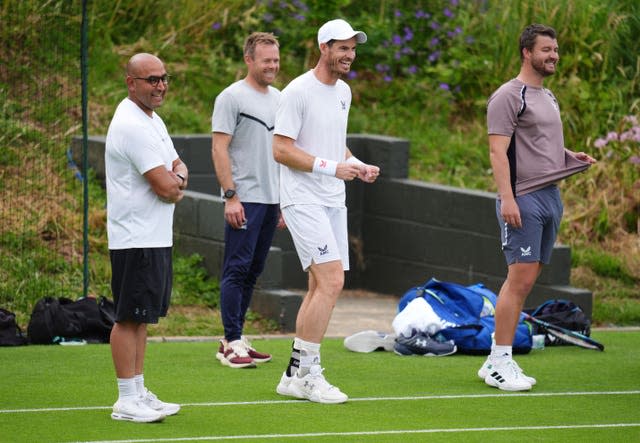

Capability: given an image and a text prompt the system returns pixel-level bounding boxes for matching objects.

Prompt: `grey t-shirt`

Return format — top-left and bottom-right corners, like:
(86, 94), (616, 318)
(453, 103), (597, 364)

(211, 80), (280, 204)
(487, 78), (589, 196)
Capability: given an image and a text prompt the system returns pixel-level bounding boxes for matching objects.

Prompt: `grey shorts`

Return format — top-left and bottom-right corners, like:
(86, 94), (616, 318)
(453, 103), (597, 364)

(110, 247), (172, 324)
(497, 185), (563, 265)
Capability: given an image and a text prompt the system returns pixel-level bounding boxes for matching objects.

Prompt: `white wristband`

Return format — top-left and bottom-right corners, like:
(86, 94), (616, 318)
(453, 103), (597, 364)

(346, 155), (365, 166)
(312, 157), (338, 176)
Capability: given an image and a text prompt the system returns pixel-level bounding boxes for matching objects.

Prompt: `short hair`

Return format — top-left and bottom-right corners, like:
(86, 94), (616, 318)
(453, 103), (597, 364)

(244, 32), (279, 59)
(519, 24), (557, 61)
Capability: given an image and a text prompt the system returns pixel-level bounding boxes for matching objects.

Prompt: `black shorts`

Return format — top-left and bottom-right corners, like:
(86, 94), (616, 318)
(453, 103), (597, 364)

(110, 247), (172, 324)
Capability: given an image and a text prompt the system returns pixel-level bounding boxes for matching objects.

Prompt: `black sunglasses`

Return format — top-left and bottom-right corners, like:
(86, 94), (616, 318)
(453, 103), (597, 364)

(132, 74), (170, 87)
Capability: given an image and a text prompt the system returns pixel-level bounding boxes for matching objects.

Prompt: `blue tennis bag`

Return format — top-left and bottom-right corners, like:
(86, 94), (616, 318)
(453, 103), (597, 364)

(398, 278), (532, 355)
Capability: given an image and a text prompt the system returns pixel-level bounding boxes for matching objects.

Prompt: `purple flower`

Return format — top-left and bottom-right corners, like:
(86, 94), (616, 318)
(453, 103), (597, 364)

(375, 63), (390, 72)
(466, 36), (475, 44)
(606, 131), (619, 142)
(430, 21), (441, 30)
(593, 138), (607, 148)
(394, 51), (402, 60)
(623, 115), (638, 125)
(395, 9), (402, 17)
(440, 83), (450, 91)
(293, 0), (308, 10)
(443, 8), (454, 18)
(428, 50), (441, 62)
(430, 37), (440, 47)
(401, 46), (412, 55)
(263, 13), (274, 23)
(404, 27), (414, 41)
(292, 13), (305, 21)
(450, 0), (459, 6)
(629, 156), (640, 165)
(347, 70), (357, 79)
(384, 75), (393, 82)
(407, 65), (418, 74)
(415, 9), (427, 19)
(392, 34), (403, 45)
(211, 22), (221, 30)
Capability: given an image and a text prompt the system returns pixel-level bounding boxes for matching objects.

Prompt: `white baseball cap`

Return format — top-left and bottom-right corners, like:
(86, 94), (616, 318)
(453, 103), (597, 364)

(317, 19), (367, 47)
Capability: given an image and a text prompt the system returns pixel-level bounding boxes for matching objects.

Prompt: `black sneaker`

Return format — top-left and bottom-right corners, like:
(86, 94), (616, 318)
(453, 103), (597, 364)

(393, 332), (457, 356)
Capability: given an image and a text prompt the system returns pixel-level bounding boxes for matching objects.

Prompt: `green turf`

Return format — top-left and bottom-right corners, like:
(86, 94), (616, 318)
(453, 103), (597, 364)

(1, 330), (639, 442)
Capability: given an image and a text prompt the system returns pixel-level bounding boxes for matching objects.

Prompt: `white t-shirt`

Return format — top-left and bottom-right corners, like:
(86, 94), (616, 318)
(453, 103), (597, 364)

(105, 98), (179, 249)
(211, 80), (280, 204)
(274, 70), (352, 208)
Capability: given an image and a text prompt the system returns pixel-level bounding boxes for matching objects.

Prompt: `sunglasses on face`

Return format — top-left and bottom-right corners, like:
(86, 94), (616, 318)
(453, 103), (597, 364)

(132, 74), (170, 87)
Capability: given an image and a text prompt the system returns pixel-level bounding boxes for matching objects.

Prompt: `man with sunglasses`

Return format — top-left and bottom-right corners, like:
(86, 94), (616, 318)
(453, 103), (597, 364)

(106, 52), (187, 422)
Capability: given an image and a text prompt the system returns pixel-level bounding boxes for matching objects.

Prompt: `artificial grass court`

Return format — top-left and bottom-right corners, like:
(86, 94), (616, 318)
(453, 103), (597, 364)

(1, 331), (638, 442)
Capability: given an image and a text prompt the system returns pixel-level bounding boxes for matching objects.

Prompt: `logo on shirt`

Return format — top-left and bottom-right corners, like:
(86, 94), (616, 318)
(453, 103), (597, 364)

(319, 159), (328, 169)
(318, 244), (329, 256)
(340, 100), (346, 110)
(520, 246), (532, 257)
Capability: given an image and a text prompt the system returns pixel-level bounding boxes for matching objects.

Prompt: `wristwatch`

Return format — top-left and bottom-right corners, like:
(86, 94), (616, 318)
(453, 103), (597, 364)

(223, 189), (236, 199)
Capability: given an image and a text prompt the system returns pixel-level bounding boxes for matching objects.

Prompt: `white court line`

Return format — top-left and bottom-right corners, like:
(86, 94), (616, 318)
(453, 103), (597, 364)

(76, 423), (640, 443)
(1, 390), (639, 414)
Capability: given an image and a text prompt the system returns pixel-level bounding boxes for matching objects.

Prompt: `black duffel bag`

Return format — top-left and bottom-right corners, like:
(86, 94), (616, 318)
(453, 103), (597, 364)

(27, 296), (115, 344)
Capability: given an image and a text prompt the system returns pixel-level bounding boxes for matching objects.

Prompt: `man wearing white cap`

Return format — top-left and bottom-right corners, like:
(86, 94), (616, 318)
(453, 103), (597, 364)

(272, 18), (380, 404)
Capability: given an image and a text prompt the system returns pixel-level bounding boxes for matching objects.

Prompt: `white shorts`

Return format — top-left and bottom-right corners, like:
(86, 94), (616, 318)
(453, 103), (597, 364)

(282, 204), (349, 271)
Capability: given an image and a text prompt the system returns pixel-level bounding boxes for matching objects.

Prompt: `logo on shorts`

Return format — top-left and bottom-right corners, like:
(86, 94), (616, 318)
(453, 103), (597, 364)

(520, 246), (532, 257)
(318, 244), (329, 256)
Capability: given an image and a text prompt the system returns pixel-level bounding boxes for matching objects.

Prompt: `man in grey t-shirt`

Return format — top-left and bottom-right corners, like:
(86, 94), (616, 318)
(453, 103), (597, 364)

(211, 32), (282, 369)
(480, 24), (596, 391)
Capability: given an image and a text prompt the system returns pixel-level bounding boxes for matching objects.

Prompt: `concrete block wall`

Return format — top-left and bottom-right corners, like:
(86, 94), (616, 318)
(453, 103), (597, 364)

(72, 134), (593, 328)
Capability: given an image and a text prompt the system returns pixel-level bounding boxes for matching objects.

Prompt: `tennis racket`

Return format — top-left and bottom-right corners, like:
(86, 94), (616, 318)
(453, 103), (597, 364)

(525, 314), (604, 351)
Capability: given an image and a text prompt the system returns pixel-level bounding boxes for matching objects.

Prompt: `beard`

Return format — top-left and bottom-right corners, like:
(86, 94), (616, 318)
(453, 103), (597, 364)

(531, 56), (556, 77)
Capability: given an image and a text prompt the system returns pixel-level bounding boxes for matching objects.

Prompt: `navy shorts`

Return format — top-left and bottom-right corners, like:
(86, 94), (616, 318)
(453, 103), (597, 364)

(496, 185), (563, 265)
(110, 247), (172, 324)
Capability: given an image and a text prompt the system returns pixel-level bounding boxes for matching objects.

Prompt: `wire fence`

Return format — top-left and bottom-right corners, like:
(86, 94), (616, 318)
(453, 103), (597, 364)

(0, 1), (89, 320)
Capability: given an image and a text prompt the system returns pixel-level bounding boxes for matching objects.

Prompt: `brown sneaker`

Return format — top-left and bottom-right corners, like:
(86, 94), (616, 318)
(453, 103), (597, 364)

(242, 336), (272, 363)
(216, 339), (256, 369)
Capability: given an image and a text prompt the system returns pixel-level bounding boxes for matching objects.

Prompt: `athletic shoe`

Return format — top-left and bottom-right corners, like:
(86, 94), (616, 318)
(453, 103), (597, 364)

(276, 371), (297, 397)
(288, 365), (348, 404)
(241, 336), (272, 363)
(343, 330), (396, 353)
(216, 339), (256, 368)
(483, 359), (532, 391)
(111, 398), (165, 423)
(393, 332), (457, 356)
(477, 357), (537, 386)
(139, 388), (180, 416)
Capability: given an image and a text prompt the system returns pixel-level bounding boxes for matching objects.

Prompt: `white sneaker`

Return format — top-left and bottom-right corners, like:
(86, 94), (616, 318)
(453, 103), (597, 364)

(276, 371), (298, 397)
(483, 359), (533, 391)
(111, 398), (165, 423)
(140, 388), (180, 416)
(288, 365), (348, 404)
(343, 330), (396, 353)
(478, 357), (537, 386)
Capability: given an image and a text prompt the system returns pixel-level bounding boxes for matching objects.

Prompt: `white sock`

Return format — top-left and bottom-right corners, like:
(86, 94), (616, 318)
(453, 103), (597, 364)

(297, 339), (321, 376)
(134, 374), (145, 396)
(117, 377), (138, 401)
(490, 345), (512, 363)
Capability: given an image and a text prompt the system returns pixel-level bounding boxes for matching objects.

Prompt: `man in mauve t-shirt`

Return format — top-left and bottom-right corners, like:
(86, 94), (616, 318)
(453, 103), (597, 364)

(479, 24), (596, 392)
